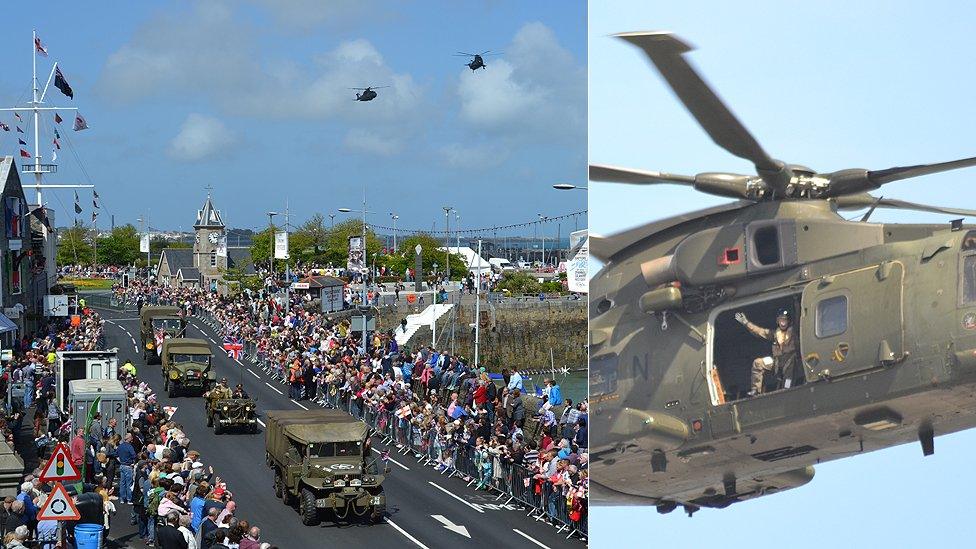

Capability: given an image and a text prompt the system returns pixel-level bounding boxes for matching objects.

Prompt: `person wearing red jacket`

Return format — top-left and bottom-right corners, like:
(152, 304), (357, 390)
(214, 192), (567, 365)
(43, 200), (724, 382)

(70, 427), (86, 468)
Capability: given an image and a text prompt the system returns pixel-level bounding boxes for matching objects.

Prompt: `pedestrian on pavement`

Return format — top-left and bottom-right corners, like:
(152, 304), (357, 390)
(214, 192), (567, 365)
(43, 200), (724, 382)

(156, 511), (188, 549)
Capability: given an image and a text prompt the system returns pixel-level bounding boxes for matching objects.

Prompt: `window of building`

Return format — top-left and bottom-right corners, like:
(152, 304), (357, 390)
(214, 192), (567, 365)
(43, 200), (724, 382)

(816, 295), (847, 338)
(210, 251), (217, 267)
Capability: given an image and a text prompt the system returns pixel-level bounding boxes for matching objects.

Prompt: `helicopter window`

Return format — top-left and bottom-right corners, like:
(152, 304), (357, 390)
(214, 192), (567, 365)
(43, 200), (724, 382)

(816, 296), (848, 338)
(753, 226), (781, 266)
(962, 254), (976, 304)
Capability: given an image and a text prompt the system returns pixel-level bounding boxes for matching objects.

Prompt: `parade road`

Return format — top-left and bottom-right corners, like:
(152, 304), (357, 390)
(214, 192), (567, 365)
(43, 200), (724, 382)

(97, 306), (579, 549)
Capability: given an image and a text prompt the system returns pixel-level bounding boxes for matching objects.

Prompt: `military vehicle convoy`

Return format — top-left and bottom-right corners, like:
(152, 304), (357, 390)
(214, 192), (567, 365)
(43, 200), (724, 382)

(265, 410), (387, 525)
(160, 338), (215, 398)
(206, 396), (258, 434)
(139, 306), (185, 365)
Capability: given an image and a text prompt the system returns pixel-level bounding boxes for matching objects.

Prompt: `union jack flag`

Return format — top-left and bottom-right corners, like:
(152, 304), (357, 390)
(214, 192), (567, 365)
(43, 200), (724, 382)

(223, 336), (243, 360)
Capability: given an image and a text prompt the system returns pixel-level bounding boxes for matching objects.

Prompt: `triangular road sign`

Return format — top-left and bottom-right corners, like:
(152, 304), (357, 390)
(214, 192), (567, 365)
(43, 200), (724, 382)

(39, 442), (81, 482)
(37, 482), (80, 521)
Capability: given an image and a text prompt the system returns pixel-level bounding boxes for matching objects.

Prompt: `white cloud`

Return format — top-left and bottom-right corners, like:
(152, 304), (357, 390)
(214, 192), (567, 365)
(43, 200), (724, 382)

(438, 143), (508, 169)
(246, 0), (390, 31)
(343, 129), (402, 157)
(457, 22), (584, 140)
(167, 114), (237, 161)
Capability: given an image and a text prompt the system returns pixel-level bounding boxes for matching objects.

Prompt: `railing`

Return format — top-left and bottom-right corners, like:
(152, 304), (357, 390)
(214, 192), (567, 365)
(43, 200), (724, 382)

(192, 309), (587, 539)
(80, 292), (136, 312)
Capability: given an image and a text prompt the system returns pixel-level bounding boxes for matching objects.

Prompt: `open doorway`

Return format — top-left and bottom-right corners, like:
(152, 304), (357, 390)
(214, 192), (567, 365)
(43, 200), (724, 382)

(711, 293), (802, 403)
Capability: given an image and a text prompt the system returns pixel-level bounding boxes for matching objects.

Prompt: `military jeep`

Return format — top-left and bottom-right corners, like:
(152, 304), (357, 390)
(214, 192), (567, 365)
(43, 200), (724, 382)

(139, 306), (186, 365)
(161, 338), (215, 397)
(206, 397), (258, 434)
(265, 410), (388, 525)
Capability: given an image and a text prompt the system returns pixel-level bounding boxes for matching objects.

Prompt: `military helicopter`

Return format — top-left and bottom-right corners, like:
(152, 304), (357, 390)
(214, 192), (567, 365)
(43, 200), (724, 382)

(454, 50), (500, 71)
(350, 86), (388, 101)
(588, 31), (976, 516)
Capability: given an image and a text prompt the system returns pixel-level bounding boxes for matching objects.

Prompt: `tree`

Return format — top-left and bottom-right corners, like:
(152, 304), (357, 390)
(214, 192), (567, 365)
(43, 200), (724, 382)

(96, 224), (141, 266)
(387, 233), (467, 279)
(56, 223), (94, 265)
(321, 218), (383, 268)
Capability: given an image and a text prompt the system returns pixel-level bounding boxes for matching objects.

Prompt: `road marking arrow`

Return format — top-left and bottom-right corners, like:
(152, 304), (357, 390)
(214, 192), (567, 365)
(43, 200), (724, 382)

(431, 514), (470, 538)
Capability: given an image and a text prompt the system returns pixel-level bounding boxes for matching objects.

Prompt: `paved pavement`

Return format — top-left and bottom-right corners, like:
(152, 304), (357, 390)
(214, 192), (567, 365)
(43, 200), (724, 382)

(97, 307), (581, 548)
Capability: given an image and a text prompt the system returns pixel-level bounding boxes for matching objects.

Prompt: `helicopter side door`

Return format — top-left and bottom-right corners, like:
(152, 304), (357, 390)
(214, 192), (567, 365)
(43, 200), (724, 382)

(799, 262), (904, 379)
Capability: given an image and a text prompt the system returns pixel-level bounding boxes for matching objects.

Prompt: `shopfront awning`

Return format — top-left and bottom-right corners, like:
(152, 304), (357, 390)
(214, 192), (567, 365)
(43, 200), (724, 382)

(0, 314), (18, 334)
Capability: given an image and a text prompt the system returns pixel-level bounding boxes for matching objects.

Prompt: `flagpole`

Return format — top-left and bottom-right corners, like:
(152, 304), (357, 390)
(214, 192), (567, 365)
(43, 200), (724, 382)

(32, 29), (42, 205)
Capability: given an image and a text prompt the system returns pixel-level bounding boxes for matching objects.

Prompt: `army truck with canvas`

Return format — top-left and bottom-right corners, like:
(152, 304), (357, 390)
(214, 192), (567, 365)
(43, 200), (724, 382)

(160, 338), (215, 397)
(265, 410), (387, 525)
(139, 306), (185, 364)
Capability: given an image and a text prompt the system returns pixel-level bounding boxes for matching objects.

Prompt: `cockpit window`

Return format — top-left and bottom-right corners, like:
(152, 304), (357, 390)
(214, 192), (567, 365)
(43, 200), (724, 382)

(962, 254), (976, 304)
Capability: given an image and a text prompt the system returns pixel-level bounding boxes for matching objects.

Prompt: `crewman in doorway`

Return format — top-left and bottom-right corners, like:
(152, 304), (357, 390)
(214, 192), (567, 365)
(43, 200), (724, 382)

(735, 308), (798, 396)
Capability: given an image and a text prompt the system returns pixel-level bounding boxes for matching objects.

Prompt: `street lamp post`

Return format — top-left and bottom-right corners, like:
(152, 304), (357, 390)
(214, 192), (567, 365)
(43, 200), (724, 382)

(339, 184), (372, 355)
(390, 213), (399, 253)
(329, 213), (336, 229)
(538, 213), (547, 269)
(267, 211), (279, 276)
(442, 206), (453, 282)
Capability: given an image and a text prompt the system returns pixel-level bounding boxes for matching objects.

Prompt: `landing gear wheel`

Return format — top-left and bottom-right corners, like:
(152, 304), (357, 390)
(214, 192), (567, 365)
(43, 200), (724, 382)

(300, 488), (319, 525)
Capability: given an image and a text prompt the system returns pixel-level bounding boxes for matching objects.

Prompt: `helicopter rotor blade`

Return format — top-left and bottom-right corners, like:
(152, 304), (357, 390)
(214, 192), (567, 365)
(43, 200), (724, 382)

(590, 164), (761, 200)
(834, 193), (976, 217)
(822, 155), (976, 197)
(615, 31), (793, 194)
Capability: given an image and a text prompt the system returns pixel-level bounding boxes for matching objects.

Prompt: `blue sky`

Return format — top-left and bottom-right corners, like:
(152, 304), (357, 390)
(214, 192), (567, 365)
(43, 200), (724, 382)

(0, 0), (585, 234)
(590, 1), (976, 547)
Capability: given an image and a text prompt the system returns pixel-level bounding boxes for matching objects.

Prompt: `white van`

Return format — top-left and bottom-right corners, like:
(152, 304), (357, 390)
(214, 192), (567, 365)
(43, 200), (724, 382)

(489, 258), (515, 273)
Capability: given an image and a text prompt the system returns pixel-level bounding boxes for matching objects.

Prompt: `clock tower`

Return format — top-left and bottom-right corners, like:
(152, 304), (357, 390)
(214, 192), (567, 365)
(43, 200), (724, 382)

(193, 191), (226, 281)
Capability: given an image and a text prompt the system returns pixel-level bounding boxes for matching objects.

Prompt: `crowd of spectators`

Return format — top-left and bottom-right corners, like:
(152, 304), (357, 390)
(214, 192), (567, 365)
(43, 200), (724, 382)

(115, 278), (588, 531)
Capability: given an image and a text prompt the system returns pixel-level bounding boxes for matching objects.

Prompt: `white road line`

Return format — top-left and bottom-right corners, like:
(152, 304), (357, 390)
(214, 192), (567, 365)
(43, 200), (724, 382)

(512, 529), (552, 549)
(130, 337), (136, 345)
(264, 382), (283, 395)
(372, 448), (410, 471)
(426, 481), (483, 513)
(256, 418), (266, 427)
(246, 369), (260, 379)
(385, 518), (430, 549)
(291, 400), (309, 410)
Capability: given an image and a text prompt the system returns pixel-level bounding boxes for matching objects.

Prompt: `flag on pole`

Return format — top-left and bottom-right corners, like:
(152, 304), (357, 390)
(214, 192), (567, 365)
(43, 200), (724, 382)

(35, 36), (48, 57)
(54, 128), (60, 139)
(54, 113), (62, 124)
(93, 197), (99, 209)
(19, 149), (30, 158)
(14, 112), (21, 121)
(74, 202), (81, 214)
(73, 113), (88, 131)
(93, 190), (99, 199)
(51, 148), (57, 162)
(0, 123), (9, 131)
(52, 139), (60, 150)
(54, 66), (73, 99)
(18, 139), (26, 146)
(16, 126), (23, 133)
(91, 211), (97, 223)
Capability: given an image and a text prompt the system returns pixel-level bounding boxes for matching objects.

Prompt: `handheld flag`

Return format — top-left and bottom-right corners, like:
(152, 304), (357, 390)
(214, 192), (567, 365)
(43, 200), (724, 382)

(19, 149), (30, 158)
(73, 113), (88, 131)
(34, 36), (48, 57)
(54, 112), (62, 124)
(223, 336), (243, 360)
(54, 66), (73, 99)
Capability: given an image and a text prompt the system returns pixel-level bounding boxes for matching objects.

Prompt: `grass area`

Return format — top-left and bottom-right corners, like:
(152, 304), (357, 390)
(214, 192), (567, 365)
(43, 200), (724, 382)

(60, 278), (116, 290)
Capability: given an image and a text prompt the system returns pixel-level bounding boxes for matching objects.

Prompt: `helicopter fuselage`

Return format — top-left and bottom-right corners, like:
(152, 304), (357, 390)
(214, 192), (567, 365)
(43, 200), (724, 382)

(590, 200), (976, 513)
(356, 89), (377, 101)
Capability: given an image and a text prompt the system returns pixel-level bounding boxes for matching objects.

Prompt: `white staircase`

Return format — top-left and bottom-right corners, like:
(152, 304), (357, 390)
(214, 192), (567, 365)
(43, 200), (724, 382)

(395, 303), (454, 346)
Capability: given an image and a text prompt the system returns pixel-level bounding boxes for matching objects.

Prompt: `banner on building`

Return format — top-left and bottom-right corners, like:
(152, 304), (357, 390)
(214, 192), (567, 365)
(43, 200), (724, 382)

(216, 235), (227, 258)
(567, 237), (588, 294)
(274, 231), (289, 260)
(347, 235), (365, 273)
(139, 234), (150, 253)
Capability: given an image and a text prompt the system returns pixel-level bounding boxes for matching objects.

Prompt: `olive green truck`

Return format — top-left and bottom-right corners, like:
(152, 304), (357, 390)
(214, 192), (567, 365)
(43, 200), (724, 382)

(265, 409), (387, 525)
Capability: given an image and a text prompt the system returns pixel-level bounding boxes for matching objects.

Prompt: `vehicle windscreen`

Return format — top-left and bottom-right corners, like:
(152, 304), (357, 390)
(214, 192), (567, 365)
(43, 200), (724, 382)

(171, 354), (210, 365)
(152, 318), (183, 331)
(308, 441), (362, 457)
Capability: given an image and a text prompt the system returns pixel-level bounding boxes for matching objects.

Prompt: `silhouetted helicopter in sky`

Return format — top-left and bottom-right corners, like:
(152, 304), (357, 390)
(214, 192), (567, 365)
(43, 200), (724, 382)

(455, 51), (501, 71)
(350, 86), (389, 101)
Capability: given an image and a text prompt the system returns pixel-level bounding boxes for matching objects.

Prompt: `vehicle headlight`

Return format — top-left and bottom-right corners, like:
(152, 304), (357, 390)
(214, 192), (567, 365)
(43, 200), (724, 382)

(246, 406), (253, 411)
(349, 479), (362, 487)
(146, 342), (154, 349)
(222, 406), (229, 411)
(362, 476), (374, 484)
(322, 478), (332, 485)
(334, 480), (345, 487)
